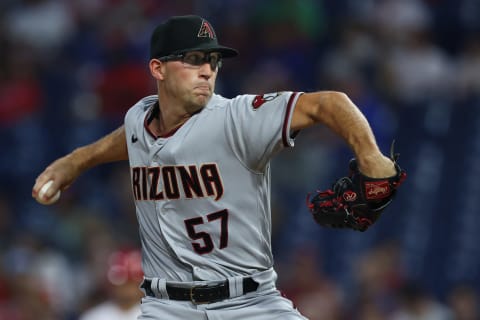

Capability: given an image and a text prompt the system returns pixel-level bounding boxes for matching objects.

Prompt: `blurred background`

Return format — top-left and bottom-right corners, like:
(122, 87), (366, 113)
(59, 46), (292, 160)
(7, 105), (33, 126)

(1, 0), (480, 319)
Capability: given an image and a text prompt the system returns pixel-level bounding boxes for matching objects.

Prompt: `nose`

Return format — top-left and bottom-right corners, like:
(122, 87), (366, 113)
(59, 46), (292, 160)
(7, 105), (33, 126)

(198, 62), (214, 79)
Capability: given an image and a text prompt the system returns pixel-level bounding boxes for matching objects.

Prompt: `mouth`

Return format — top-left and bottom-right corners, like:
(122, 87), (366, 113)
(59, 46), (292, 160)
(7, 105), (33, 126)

(194, 83), (211, 92)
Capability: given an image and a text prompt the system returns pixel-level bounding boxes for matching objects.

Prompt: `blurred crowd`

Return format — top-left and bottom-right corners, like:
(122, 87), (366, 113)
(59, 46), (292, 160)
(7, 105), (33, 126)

(1, 0), (480, 319)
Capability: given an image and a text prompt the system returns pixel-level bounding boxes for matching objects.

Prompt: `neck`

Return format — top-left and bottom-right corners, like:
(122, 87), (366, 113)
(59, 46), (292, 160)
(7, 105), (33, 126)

(147, 105), (186, 138)
(149, 97), (204, 138)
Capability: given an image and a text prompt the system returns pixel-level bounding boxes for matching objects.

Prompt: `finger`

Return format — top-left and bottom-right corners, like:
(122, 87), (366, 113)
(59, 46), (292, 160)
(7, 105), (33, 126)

(44, 179), (62, 198)
(32, 170), (53, 197)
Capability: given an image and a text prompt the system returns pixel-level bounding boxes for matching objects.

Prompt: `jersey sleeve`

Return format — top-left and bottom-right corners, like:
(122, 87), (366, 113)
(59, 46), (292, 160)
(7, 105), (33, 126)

(224, 91), (301, 172)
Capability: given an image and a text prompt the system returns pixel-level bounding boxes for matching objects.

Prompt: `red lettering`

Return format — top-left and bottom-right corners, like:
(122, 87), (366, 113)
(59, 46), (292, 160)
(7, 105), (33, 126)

(130, 163), (224, 201)
(141, 167), (148, 200)
(200, 164), (223, 201)
(148, 167), (164, 200)
(162, 166), (180, 199)
(131, 167), (141, 200)
(178, 165), (204, 198)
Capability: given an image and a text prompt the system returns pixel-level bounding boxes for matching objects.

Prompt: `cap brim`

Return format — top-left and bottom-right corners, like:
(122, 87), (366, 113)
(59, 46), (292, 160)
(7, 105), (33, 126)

(213, 46), (239, 58)
(174, 43), (238, 58)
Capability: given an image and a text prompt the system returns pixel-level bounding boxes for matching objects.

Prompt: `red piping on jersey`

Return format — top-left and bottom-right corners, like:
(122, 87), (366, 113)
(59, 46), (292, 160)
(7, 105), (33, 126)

(144, 115), (157, 139)
(282, 92), (299, 147)
(143, 104), (183, 139)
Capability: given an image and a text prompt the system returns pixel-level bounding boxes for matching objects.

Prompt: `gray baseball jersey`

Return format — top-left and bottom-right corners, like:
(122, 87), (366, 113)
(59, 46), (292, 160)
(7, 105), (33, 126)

(124, 91), (300, 283)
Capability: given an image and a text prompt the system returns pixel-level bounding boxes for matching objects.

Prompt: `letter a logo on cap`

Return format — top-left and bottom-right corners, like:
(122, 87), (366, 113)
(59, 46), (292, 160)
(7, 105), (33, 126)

(198, 20), (216, 39)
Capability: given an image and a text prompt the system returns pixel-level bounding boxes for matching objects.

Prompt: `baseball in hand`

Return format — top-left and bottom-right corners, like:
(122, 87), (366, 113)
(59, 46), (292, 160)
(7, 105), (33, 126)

(37, 180), (61, 205)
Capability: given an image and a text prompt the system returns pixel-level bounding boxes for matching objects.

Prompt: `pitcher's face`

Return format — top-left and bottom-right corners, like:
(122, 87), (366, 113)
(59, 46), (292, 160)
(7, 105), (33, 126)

(159, 51), (221, 112)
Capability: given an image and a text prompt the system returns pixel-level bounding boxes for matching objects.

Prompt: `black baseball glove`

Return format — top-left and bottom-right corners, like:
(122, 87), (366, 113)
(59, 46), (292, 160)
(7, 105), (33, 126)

(307, 144), (406, 232)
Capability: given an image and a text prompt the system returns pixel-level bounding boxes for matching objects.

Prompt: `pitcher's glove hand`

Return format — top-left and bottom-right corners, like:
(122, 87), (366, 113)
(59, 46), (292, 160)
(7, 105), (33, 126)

(307, 148), (406, 232)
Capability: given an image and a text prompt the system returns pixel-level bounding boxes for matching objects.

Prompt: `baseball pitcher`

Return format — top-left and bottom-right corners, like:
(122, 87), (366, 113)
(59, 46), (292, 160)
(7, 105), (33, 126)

(32, 15), (405, 319)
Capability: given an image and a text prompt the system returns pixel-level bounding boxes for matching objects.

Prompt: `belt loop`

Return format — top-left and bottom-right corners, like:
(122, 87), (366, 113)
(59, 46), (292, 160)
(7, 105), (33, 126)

(228, 276), (244, 298)
(151, 278), (169, 299)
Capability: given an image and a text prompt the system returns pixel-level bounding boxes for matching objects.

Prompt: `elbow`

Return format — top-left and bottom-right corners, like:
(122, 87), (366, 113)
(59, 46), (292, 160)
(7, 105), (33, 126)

(294, 91), (354, 130)
(326, 91), (358, 115)
(310, 90), (362, 129)
(325, 91), (350, 106)
(314, 91), (352, 115)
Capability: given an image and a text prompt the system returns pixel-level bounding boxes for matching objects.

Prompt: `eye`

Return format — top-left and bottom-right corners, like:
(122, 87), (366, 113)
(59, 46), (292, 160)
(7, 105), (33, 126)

(183, 53), (204, 65)
(209, 54), (222, 68)
(209, 54), (219, 63)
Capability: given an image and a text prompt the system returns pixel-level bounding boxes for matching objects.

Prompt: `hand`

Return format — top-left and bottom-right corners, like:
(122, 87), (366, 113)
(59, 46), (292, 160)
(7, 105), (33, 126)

(32, 125), (128, 203)
(357, 153), (396, 178)
(307, 150), (406, 231)
(32, 155), (81, 201)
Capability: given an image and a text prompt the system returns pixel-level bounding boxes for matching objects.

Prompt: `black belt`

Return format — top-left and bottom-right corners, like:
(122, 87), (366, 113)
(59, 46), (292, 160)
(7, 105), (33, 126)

(141, 277), (259, 304)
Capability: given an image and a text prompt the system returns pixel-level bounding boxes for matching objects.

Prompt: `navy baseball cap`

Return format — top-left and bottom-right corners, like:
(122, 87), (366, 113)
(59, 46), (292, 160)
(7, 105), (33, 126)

(150, 15), (238, 59)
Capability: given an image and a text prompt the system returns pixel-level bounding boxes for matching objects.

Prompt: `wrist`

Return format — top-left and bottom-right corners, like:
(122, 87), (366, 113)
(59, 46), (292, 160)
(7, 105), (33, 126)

(356, 152), (395, 178)
(69, 146), (94, 173)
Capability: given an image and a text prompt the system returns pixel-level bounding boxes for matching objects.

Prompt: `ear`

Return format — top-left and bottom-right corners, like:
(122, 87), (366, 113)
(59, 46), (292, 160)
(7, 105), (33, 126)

(149, 59), (165, 80)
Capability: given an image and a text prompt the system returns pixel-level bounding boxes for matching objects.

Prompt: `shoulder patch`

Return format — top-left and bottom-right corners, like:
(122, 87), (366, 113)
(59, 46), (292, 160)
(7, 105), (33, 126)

(252, 93), (281, 109)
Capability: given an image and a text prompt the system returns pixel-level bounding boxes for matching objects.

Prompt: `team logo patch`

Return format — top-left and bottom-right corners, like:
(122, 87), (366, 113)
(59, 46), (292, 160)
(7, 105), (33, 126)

(365, 181), (390, 200)
(198, 20), (216, 39)
(252, 93), (280, 109)
(343, 190), (357, 202)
